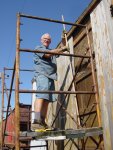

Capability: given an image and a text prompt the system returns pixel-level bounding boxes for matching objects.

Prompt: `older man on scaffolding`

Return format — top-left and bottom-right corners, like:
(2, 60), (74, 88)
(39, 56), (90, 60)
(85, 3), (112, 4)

(31, 33), (68, 131)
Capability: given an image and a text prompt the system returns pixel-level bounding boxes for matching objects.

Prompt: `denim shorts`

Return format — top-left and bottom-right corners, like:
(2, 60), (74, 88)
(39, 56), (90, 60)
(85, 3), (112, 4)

(35, 74), (57, 102)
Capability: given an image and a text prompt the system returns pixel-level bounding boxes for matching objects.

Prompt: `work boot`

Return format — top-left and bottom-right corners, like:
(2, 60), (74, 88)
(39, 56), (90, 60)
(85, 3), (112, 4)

(31, 119), (53, 131)
(31, 119), (45, 131)
(31, 123), (45, 131)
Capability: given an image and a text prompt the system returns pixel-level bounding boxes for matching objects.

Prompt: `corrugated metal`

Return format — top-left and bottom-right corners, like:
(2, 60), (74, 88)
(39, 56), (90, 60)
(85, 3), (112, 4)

(91, 0), (113, 149)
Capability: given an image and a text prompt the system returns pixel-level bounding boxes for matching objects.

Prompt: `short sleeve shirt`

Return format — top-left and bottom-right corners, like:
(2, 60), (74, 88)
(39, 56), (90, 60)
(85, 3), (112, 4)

(34, 45), (57, 80)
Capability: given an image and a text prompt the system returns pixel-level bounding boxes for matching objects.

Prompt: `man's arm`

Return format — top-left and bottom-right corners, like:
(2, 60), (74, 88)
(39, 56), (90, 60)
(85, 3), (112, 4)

(44, 46), (69, 58)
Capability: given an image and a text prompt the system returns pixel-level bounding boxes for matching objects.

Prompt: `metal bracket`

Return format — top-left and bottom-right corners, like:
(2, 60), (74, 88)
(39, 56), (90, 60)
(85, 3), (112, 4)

(110, 5), (113, 17)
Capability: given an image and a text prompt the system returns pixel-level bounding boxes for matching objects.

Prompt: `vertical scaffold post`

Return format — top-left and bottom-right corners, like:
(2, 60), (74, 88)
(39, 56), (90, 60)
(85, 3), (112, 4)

(1, 73), (4, 149)
(15, 13), (20, 150)
(85, 25), (101, 126)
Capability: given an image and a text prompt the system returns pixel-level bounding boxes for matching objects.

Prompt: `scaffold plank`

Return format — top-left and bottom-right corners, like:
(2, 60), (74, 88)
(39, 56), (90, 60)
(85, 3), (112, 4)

(20, 127), (102, 141)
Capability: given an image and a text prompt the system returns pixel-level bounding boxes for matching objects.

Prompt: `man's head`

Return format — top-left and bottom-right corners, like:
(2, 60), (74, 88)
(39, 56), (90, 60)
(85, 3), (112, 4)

(41, 33), (51, 48)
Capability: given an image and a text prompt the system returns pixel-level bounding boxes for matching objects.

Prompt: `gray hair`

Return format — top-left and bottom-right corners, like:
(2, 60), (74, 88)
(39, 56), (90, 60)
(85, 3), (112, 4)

(41, 33), (51, 40)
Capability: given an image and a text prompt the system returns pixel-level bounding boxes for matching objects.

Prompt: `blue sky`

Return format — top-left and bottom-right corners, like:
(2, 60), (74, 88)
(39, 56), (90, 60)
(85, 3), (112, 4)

(0, 0), (92, 109)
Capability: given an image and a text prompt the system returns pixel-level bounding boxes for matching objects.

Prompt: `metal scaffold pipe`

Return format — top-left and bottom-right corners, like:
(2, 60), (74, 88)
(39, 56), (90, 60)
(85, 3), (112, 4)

(85, 26), (101, 126)
(20, 49), (91, 58)
(19, 89), (96, 94)
(20, 13), (86, 27)
(1, 73), (4, 149)
(15, 13), (20, 150)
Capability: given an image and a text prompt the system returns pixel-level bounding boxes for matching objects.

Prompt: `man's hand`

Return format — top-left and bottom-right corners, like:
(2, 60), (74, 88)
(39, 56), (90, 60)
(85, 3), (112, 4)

(58, 46), (70, 53)
(61, 46), (70, 52)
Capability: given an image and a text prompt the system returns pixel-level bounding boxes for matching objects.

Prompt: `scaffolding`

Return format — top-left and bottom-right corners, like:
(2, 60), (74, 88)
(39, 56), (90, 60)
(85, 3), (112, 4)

(1, 13), (103, 150)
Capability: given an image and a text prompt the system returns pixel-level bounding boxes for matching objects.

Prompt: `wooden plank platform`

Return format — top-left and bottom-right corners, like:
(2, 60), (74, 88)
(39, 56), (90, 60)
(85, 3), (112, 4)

(20, 127), (103, 141)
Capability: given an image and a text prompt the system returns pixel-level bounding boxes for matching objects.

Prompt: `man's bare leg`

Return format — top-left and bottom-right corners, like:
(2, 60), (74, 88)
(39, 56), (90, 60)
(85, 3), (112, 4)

(34, 98), (44, 112)
(41, 101), (49, 119)
(34, 99), (44, 122)
(34, 99), (49, 122)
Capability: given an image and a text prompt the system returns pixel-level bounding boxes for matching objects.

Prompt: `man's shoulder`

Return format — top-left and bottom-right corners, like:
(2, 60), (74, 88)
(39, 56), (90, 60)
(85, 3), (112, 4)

(34, 45), (43, 50)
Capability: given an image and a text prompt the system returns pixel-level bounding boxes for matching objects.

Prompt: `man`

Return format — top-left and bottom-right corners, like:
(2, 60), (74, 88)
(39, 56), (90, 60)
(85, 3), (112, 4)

(31, 33), (68, 130)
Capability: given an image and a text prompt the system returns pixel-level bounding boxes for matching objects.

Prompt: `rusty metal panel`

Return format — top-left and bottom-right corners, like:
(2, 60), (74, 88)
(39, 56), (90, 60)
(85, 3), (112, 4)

(91, 0), (113, 149)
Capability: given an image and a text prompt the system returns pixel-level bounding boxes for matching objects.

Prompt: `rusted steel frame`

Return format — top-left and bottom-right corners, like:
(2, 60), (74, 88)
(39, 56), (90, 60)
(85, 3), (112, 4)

(20, 48), (91, 58)
(79, 111), (96, 117)
(76, 71), (92, 84)
(3, 111), (11, 113)
(3, 143), (15, 146)
(20, 13), (86, 27)
(6, 89), (95, 94)
(4, 83), (9, 101)
(85, 114), (97, 146)
(15, 13), (20, 150)
(3, 62), (16, 144)
(4, 67), (34, 72)
(19, 137), (33, 141)
(20, 145), (47, 148)
(19, 89), (96, 94)
(3, 145), (14, 150)
(73, 48), (90, 127)
(89, 136), (99, 148)
(80, 87), (95, 120)
(57, 100), (82, 128)
(81, 138), (85, 150)
(97, 135), (103, 149)
(4, 88), (15, 91)
(85, 26), (101, 126)
(3, 110), (34, 113)
(1, 73), (4, 149)
(6, 142), (47, 149)
(77, 104), (96, 113)
(64, 139), (71, 148)
(82, 105), (95, 126)
(70, 139), (81, 150)
(76, 72), (96, 125)
(64, 139), (80, 150)
(84, 114), (98, 147)
(4, 82), (12, 110)
(46, 141), (48, 150)
(51, 50), (92, 127)
(67, 40), (89, 128)
(74, 47), (89, 74)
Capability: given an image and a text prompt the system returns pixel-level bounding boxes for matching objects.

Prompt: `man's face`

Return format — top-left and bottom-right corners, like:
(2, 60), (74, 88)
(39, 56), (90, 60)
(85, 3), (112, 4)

(41, 34), (51, 48)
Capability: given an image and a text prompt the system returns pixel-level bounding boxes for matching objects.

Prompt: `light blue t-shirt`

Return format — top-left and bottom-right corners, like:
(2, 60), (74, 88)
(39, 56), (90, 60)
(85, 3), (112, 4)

(34, 45), (57, 80)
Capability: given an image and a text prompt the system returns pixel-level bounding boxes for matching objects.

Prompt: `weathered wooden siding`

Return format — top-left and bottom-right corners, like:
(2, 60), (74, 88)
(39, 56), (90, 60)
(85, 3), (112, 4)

(90, 0), (113, 149)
